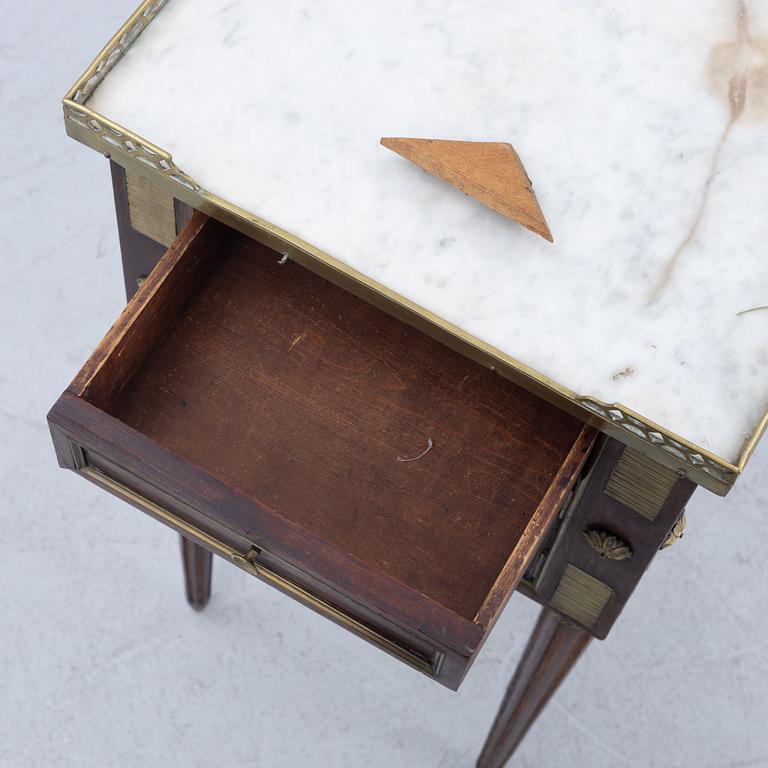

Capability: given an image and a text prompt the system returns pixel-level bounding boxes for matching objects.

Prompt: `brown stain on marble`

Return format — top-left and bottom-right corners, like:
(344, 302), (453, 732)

(650, 1), (767, 300)
(709, 3), (768, 121)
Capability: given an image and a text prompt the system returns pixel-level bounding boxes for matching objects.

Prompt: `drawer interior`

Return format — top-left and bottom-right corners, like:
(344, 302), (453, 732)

(65, 213), (590, 634)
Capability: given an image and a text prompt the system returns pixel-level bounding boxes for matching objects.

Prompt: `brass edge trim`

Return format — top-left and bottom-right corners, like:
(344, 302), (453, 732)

(61, 0), (758, 494)
(63, 102), (201, 192)
(65, 0), (168, 104)
(739, 409), (768, 472)
(576, 398), (737, 490)
(71, 445), (232, 560)
(231, 551), (443, 678)
(71, 443), (443, 678)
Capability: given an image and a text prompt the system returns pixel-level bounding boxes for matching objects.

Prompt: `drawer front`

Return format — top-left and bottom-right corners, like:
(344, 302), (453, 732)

(67, 439), (445, 679)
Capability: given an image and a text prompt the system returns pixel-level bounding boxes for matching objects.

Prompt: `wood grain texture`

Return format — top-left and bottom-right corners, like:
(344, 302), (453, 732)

(180, 535), (212, 610)
(381, 138), (553, 241)
(107, 230), (582, 620)
(476, 608), (591, 768)
(49, 212), (591, 688)
(473, 424), (596, 629)
(70, 212), (231, 411)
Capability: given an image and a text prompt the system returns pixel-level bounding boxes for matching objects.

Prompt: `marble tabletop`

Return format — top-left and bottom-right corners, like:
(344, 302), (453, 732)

(73, 0), (768, 487)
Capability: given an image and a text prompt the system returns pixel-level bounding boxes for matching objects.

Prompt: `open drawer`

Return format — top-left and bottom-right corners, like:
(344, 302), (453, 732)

(48, 213), (595, 689)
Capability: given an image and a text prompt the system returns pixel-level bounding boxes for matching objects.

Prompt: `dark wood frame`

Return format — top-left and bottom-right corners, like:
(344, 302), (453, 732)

(479, 437), (695, 766)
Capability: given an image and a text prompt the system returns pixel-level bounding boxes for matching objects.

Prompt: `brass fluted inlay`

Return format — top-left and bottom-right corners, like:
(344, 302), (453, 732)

(604, 447), (679, 521)
(126, 170), (177, 246)
(550, 564), (614, 629)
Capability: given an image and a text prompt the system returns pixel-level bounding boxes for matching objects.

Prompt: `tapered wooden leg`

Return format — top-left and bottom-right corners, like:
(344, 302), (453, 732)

(180, 536), (213, 611)
(477, 608), (591, 768)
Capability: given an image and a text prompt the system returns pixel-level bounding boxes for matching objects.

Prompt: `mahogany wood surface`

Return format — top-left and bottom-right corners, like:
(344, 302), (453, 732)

(48, 206), (593, 687)
(73, 212), (228, 412)
(477, 608), (591, 768)
(49, 389), (476, 687)
(108, 222), (586, 621)
(181, 535), (212, 611)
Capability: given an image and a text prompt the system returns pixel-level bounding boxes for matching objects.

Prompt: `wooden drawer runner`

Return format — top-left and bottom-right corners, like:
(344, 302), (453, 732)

(48, 212), (595, 689)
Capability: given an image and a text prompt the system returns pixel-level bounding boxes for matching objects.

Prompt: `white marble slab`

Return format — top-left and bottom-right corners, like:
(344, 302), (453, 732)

(87, 0), (768, 466)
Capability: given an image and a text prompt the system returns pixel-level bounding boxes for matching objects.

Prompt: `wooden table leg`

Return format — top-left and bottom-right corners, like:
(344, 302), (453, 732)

(479, 436), (696, 765)
(477, 608), (590, 768)
(180, 536), (213, 610)
(109, 160), (208, 609)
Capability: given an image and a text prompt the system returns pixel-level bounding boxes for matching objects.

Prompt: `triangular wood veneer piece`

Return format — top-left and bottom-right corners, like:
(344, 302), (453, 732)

(380, 138), (553, 242)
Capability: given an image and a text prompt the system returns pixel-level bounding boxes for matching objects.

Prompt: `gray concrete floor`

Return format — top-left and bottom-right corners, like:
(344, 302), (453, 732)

(1, 3), (767, 766)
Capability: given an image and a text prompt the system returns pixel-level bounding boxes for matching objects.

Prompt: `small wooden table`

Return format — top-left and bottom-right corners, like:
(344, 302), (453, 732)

(50, 3), (767, 765)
